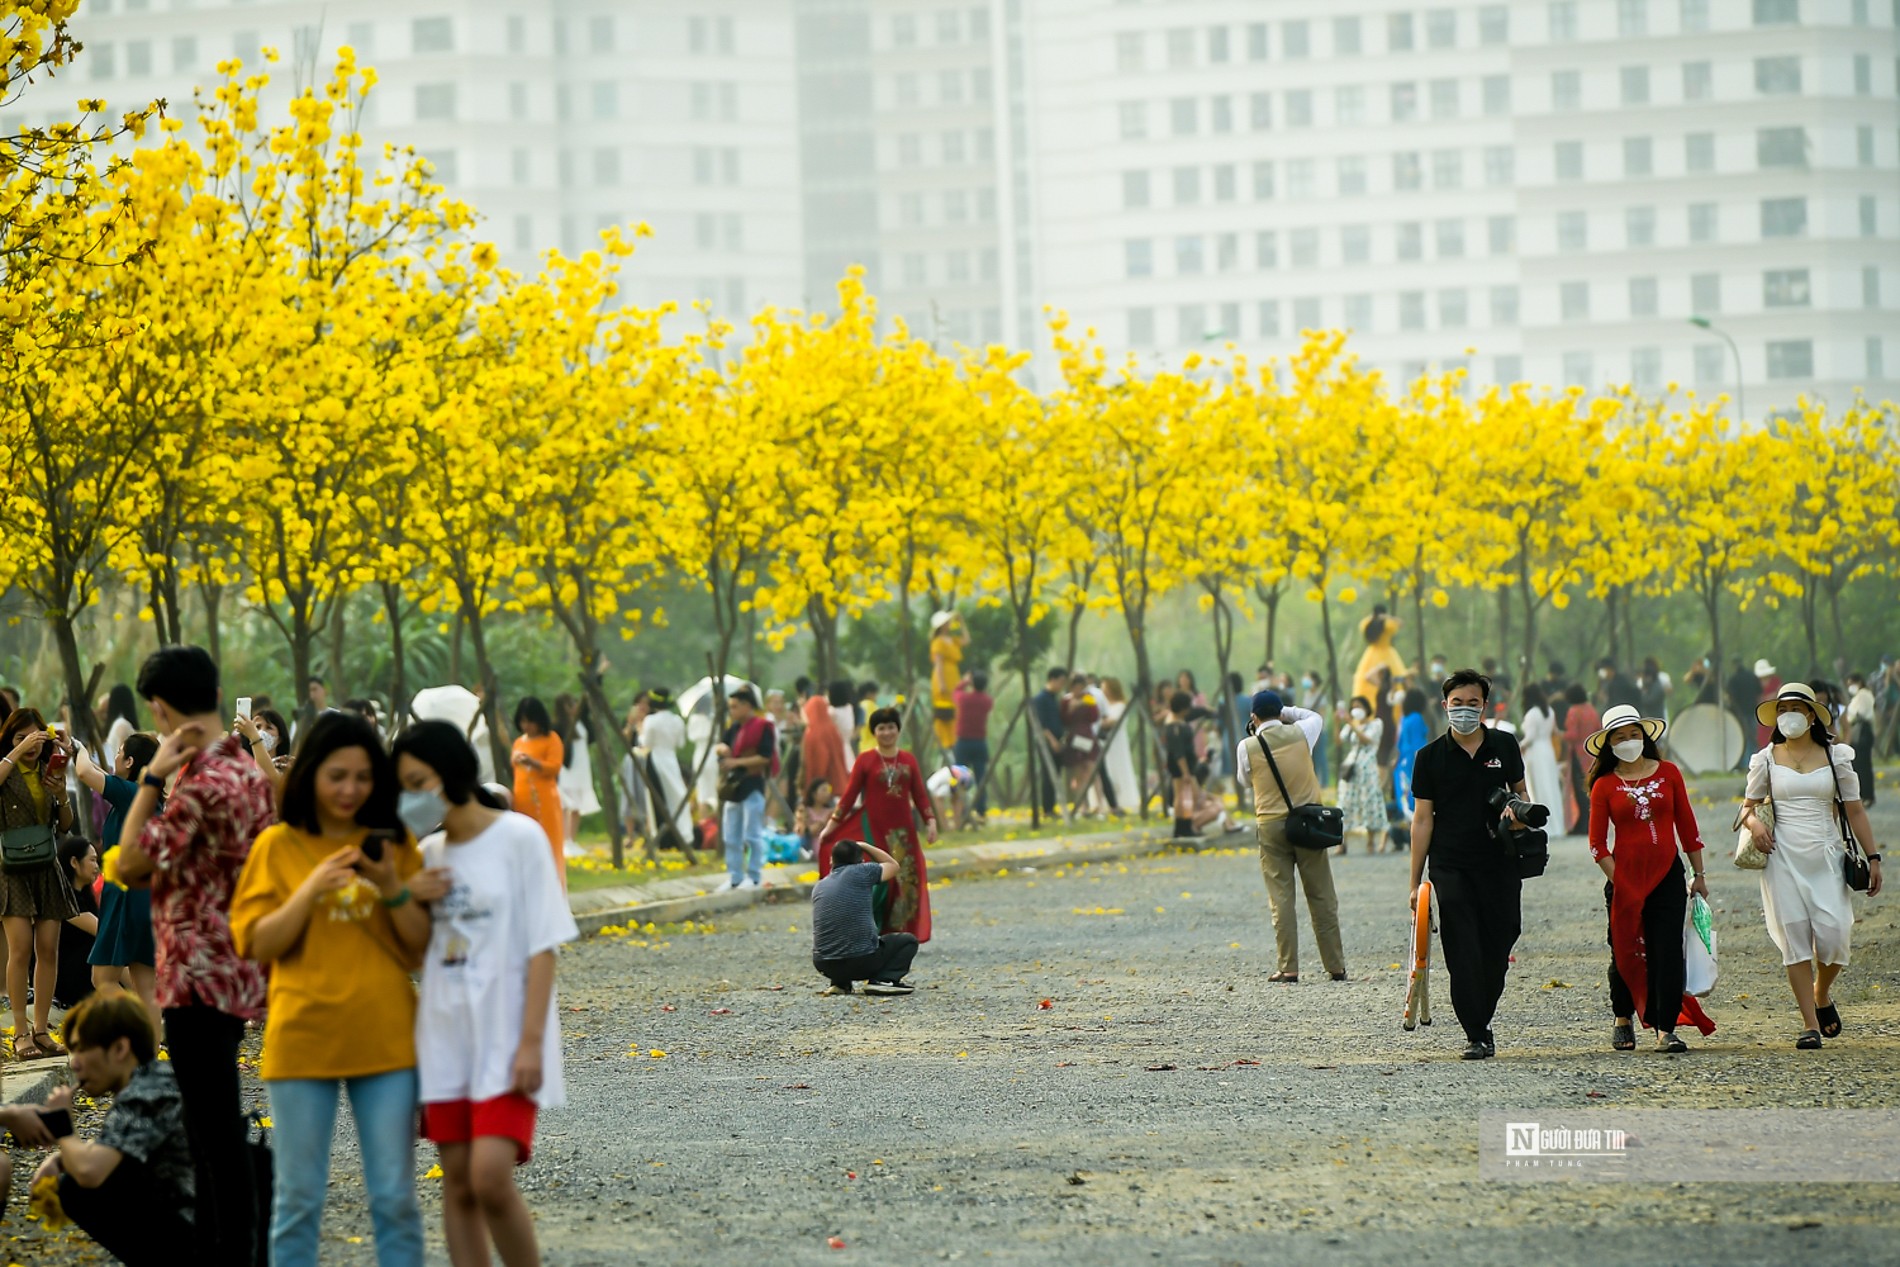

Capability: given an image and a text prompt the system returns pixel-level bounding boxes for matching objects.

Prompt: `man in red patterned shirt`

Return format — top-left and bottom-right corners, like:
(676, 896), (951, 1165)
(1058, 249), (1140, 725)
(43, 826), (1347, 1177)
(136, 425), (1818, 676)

(117, 645), (272, 1267)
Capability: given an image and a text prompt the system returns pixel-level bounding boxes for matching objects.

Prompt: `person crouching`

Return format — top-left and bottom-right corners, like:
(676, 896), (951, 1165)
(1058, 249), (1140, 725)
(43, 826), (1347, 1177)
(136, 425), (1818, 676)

(811, 840), (917, 995)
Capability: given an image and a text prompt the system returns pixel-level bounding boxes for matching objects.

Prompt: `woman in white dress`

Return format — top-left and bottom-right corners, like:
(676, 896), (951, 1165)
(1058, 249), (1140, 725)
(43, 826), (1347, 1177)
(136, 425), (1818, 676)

(1740, 682), (1883, 1050)
(826, 680), (856, 774)
(1099, 677), (1138, 817)
(638, 688), (693, 843)
(1517, 682), (1564, 815)
(553, 695), (601, 856)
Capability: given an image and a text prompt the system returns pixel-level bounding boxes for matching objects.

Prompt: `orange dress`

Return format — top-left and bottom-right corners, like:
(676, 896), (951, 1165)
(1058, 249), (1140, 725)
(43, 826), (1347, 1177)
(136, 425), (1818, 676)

(512, 732), (566, 887)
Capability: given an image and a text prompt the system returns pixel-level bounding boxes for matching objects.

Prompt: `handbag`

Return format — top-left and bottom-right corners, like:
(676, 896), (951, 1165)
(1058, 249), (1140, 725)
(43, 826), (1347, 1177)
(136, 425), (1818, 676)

(1823, 751), (1873, 892)
(1068, 735), (1096, 754)
(1254, 734), (1343, 850)
(1683, 893), (1719, 997)
(1732, 800), (1770, 870)
(0, 822), (55, 868)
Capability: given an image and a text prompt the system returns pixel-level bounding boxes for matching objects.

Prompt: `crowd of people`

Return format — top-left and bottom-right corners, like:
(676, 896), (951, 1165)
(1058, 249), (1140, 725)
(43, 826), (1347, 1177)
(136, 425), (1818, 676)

(0, 647), (575, 1267)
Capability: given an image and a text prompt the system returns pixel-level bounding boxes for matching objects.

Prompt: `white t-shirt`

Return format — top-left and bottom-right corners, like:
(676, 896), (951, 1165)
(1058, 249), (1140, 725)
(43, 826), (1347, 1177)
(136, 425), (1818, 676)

(418, 812), (579, 1110)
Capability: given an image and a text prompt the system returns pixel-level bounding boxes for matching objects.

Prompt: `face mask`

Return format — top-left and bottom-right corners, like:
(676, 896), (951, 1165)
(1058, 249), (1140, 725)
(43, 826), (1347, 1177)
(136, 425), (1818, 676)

(1599, 670), (1612, 681)
(398, 787), (448, 839)
(1776, 711), (1810, 739)
(1611, 739), (1645, 763)
(1302, 677), (1317, 689)
(259, 732), (276, 753)
(1447, 705), (1483, 734)
(1349, 707), (1367, 721)
(1429, 663), (1445, 677)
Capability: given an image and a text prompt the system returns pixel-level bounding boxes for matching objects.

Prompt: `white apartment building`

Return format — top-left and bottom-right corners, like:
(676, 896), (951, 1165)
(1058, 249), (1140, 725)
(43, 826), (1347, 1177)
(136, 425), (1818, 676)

(43, 0), (1900, 411)
(1023, 0), (1900, 414)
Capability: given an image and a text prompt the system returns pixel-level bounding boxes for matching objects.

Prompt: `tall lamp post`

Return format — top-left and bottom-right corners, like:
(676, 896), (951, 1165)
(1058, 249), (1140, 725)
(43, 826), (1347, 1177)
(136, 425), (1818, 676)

(1689, 315), (1746, 424)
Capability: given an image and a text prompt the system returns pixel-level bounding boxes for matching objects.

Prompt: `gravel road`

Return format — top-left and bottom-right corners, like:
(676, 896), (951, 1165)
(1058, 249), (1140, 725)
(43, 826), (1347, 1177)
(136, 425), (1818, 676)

(11, 792), (1900, 1266)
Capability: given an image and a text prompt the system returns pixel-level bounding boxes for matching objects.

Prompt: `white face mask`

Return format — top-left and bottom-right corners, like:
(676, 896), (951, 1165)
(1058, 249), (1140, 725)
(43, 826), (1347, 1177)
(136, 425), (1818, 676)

(1776, 710), (1811, 739)
(1610, 738), (1645, 763)
(1349, 707), (1367, 721)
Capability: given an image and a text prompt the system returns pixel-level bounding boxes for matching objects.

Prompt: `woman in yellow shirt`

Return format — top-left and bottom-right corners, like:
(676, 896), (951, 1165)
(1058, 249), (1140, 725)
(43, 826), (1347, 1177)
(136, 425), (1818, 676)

(230, 712), (449, 1267)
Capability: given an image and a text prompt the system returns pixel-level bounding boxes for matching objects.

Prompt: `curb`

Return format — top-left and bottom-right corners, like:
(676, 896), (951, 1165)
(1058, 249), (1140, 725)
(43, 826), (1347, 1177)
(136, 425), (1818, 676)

(0, 1060), (65, 1109)
(573, 824), (1234, 938)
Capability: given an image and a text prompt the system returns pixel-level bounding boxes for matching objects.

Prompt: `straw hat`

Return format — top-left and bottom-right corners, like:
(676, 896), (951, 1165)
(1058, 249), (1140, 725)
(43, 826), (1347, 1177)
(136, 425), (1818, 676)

(1583, 703), (1667, 757)
(1753, 658), (1777, 678)
(1755, 681), (1828, 733)
(930, 610), (957, 633)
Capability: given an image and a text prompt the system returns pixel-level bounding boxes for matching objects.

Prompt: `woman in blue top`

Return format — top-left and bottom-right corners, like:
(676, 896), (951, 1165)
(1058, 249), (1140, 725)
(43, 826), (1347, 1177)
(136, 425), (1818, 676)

(1394, 687), (1431, 817)
(72, 733), (160, 1019)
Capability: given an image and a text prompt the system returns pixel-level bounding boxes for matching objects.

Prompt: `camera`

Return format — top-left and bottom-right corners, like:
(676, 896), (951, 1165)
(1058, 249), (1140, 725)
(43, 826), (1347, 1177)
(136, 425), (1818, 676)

(1486, 787), (1551, 878)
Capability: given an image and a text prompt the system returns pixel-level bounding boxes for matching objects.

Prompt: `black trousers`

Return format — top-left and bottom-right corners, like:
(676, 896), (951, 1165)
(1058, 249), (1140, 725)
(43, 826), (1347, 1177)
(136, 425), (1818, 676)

(813, 933), (919, 987)
(163, 1004), (257, 1267)
(1432, 864), (1522, 1044)
(61, 1158), (194, 1267)
(1606, 856), (1688, 1031)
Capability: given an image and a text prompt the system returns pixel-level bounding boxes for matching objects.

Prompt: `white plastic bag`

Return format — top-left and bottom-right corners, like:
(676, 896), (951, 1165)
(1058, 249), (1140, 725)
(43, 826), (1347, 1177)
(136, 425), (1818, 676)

(1683, 893), (1718, 997)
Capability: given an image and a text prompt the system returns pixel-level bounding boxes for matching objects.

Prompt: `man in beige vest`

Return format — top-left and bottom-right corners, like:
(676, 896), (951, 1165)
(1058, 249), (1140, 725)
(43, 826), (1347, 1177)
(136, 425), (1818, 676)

(1237, 690), (1346, 983)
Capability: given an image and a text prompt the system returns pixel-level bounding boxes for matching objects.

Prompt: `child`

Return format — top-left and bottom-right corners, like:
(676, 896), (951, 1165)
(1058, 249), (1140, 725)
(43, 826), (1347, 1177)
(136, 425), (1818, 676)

(798, 779), (836, 861)
(391, 721), (577, 1267)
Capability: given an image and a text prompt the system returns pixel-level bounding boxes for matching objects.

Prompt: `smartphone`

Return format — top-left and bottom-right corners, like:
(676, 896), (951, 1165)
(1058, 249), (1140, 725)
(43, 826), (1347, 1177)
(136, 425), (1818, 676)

(236, 697), (253, 721)
(38, 1108), (73, 1139)
(46, 725), (68, 774)
(360, 827), (398, 863)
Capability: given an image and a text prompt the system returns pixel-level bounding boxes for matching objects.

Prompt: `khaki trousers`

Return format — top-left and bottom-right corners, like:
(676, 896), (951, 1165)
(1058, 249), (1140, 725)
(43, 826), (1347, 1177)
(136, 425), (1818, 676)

(1257, 818), (1346, 977)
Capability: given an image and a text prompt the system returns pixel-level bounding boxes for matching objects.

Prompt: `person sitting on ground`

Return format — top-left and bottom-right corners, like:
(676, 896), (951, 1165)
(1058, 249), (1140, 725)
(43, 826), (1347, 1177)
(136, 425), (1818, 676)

(0, 992), (195, 1266)
(798, 779), (836, 861)
(810, 839), (917, 997)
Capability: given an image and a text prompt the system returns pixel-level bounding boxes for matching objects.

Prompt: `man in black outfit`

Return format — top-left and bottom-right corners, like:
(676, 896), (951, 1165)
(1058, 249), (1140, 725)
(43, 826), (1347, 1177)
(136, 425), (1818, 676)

(1029, 668), (1068, 815)
(1407, 669), (1531, 1061)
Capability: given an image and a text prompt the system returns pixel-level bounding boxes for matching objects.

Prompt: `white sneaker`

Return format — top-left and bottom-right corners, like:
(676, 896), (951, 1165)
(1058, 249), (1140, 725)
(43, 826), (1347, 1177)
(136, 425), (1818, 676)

(563, 840), (585, 859)
(713, 878), (736, 893)
(736, 878), (759, 891)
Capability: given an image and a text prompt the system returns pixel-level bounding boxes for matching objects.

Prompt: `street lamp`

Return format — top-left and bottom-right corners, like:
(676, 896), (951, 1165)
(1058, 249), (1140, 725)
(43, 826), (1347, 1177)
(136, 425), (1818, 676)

(1689, 315), (1746, 424)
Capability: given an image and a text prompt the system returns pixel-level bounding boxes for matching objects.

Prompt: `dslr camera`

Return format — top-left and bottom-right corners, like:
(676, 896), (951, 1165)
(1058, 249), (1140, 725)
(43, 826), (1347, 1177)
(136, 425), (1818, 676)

(1486, 787), (1551, 878)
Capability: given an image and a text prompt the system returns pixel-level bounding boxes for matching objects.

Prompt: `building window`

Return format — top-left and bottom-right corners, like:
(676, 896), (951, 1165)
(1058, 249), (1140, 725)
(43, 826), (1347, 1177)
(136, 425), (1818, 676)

(1761, 197), (1807, 237)
(1214, 164), (1238, 201)
(1389, 13), (1415, 51)
(1631, 347), (1663, 391)
(1397, 222), (1423, 260)
(695, 213), (717, 250)
(1479, 6), (1510, 44)
(1125, 240), (1153, 278)
(1694, 203), (1725, 243)
(1334, 16), (1362, 54)
(1210, 25), (1232, 62)
(1626, 206), (1657, 246)
(1755, 56), (1801, 94)
(1400, 291), (1426, 329)
(1549, 2), (1579, 42)
(1294, 297), (1324, 332)
(1855, 53), (1873, 93)
(1393, 152), (1423, 190)
(1117, 101), (1146, 140)
(1491, 285), (1520, 325)
(1392, 82), (1419, 121)
(1342, 225), (1371, 262)
(1253, 161), (1276, 198)
(1337, 156), (1368, 195)
(1122, 170), (1151, 208)
(1179, 304), (1209, 343)
(1287, 90), (1314, 126)
(413, 17), (453, 54)
(514, 216), (532, 251)
(419, 149), (458, 183)
(895, 75), (919, 107)
(943, 131), (967, 164)
(1174, 236), (1204, 275)
(1552, 70), (1582, 112)
(1170, 97), (1199, 135)
(1217, 233), (1240, 272)
(1619, 0), (1650, 35)
(1764, 268), (1811, 307)
(1561, 281), (1590, 321)
(1869, 336), (1885, 378)
(1248, 23), (1270, 59)
(1683, 61), (1712, 100)
(1621, 66), (1650, 105)
(1129, 308), (1155, 346)
(940, 70), (965, 104)
(1116, 32), (1145, 71)
(939, 9), (962, 43)
(897, 133), (922, 166)
(1757, 127), (1807, 167)
(1681, 0), (1711, 33)
(1557, 210), (1588, 251)
(1766, 340), (1813, 379)
(1291, 228), (1320, 266)
(1753, 0), (1800, 24)
(1345, 294), (1374, 329)
(1288, 158), (1316, 197)
(1629, 276), (1659, 316)
(1430, 79), (1460, 118)
(1685, 132), (1715, 172)
(1257, 301), (1280, 337)
(415, 83), (457, 121)
(593, 148), (619, 185)
(1172, 166), (1202, 203)
(1691, 272), (1721, 313)
(592, 81), (618, 119)
(1432, 149), (1463, 188)
(1336, 85), (1366, 124)
(944, 190), (968, 221)
(1211, 96), (1234, 133)
(1438, 289), (1469, 327)
(1488, 216), (1515, 254)
(1436, 219), (1465, 257)
(1555, 141), (1584, 180)
(1284, 20), (1310, 58)
(1694, 343), (1726, 385)
(1484, 146), (1515, 186)
(1862, 195), (1879, 236)
(1495, 354), (1524, 383)
(1865, 265), (1882, 307)
(1168, 28), (1195, 69)
(1256, 231), (1279, 267)
(893, 14), (917, 46)
(1563, 352), (1594, 386)
(1624, 137), (1653, 176)
(1426, 9), (1457, 47)
(172, 35), (197, 72)
(1251, 92), (1274, 129)
(1858, 125), (1875, 166)
(1483, 76), (1511, 115)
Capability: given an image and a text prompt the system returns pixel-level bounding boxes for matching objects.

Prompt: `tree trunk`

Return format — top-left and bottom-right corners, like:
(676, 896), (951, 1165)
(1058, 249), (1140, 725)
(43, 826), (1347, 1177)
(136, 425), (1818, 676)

(1411, 580), (1428, 677)
(1496, 588), (1512, 681)
(449, 609), (464, 685)
(381, 582), (408, 724)
(1827, 577), (1848, 674)
(290, 609), (315, 737)
(807, 596), (838, 685)
(329, 596), (351, 702)
(1605, 587), (1622, 668)
(1016, 599), (1041, 828)
(463, 602), (513, 779)
(1706, 583), (1734, 770)
(49, 611), (99, 755)
(198, 579), (225, 667)
(148, 571), (174, 647)
(1318, 591), (1340, 711)
(1800, 574), (1821, 677)
(1257, 582), (1282, 666)
(573, 653), (635, 868)
(1064, 601), (1085, 673)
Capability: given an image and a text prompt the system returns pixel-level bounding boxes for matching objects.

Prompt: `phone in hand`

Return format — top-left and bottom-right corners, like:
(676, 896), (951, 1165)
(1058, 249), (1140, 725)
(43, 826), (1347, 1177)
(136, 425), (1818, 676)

(360, 827), (399, 864)
(39, 1108), (73, 1139)
(236, 697), (252, 721)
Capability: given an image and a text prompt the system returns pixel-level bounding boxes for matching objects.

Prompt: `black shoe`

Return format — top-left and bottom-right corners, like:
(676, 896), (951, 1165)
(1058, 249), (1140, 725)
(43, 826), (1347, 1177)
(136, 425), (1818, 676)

(1482, 1030), (1496, 1057)
(1461, 1039), (1492, 1060)
(862, 980), (915, 995)
(1796, 1029), (1822, 1050)
(1658, 1031), (1688, 1054)
(1329, 972), (1348, 982)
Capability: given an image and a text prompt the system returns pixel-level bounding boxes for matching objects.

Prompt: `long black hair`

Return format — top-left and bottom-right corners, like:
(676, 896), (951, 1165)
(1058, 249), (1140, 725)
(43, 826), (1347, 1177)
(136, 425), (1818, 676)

(57, 833), (93, 888)
(1589, 729), (1660, 788)
(104, 684), (139, 731)
(514, 696), (553, 736)
(254, 708), (292, 756)
(391, 720), (507, 809)
(278, 712), (399, 835)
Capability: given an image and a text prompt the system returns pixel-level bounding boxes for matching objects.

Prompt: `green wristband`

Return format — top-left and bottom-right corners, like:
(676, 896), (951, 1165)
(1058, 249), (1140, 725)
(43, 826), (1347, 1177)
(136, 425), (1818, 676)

(380, 887), (412, 909)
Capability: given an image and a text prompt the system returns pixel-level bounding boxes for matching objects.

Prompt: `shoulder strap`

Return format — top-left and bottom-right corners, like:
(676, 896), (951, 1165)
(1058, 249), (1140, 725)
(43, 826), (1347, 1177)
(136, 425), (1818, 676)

(1254, 732), (1295, 806)
(1822, 744), (1860, 850)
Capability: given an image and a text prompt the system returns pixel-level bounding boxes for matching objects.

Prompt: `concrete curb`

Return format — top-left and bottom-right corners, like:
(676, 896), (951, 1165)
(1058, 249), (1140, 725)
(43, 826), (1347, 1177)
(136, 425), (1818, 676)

(0, 1059), (65, 1108)
(572, 823), (1238, 938)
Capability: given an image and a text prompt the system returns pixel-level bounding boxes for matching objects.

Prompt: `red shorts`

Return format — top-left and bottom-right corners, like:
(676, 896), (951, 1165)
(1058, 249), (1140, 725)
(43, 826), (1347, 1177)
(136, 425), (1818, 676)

(421, 1093), (539, 1164)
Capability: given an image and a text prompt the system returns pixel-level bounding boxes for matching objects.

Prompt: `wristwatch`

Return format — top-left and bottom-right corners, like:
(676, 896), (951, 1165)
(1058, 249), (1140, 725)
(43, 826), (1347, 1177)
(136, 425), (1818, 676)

(142, 772), (167, 791)
(1868, 852), (1883, 862)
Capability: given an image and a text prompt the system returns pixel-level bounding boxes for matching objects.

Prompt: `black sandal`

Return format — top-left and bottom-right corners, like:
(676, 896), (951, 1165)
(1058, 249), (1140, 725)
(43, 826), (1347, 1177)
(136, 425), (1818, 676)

(1268, 972), (1299, 983)
(1816, 1003), (1842, 1038)
(1796, 1030), (1823, 1050)
(1612, 1022), (1635, 1051)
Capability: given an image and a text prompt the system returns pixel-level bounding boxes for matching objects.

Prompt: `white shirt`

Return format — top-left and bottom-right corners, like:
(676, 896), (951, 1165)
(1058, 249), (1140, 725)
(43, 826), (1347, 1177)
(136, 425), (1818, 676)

(1234, 706), (1323, 780)
(417, 813), (579, 1109)
(639, 710), (686, 753)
